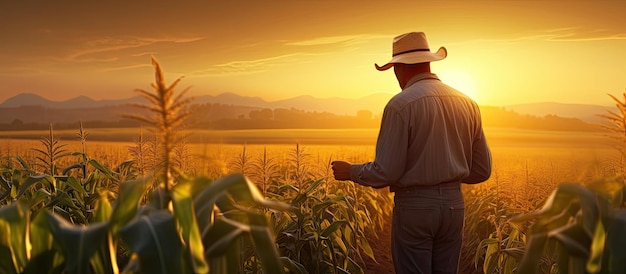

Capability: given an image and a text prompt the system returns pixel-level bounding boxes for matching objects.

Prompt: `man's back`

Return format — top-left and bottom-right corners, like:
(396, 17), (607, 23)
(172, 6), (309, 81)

(383, 72), (490, 191)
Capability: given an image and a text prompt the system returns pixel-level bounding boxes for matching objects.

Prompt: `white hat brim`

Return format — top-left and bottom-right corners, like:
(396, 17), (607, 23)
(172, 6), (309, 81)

(375, 46), (447, 71)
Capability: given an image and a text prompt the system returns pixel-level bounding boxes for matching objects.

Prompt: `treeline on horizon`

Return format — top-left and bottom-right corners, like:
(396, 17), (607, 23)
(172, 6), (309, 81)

(0, 103), (600, 132)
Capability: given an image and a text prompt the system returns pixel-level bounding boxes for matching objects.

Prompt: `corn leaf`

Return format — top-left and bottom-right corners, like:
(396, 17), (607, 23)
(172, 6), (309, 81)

(548, 223), (591, 257)
(586, 219), (606, 273)
(16, 175), (55, 199)
(109, 178), (146, 234)
(119, 210), (183, 274)
(244, 212), (283, 273)
(0, 200), (29, 274)
(606, 210), (626, 273)
(203, 218), (249, 258)
(171, 179), (209, 273)
(90, 192), (118, 274)
(43, 210), (110, 274)
(24, 210), (63, 274)
(516, 233), (548, 274)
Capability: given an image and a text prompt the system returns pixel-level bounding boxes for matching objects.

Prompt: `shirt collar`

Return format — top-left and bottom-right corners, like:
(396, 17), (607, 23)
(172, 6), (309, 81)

(405, 72), (440, 89)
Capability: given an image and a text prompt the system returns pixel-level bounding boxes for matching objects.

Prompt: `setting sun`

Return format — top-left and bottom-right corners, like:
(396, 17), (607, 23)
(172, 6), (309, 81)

(437, 69), (479, 101)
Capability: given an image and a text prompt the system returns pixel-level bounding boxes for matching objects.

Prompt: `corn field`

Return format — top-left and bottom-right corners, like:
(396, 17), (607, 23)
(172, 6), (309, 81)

(0, 58), (625, 273)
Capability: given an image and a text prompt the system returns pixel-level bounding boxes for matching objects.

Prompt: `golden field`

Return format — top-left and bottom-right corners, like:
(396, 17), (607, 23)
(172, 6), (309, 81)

(0, 126), (621, 273)
(0, 126), (617, 201)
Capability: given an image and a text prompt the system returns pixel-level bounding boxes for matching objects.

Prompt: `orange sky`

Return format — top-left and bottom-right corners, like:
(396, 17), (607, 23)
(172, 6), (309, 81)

(1, 1), (625, 106)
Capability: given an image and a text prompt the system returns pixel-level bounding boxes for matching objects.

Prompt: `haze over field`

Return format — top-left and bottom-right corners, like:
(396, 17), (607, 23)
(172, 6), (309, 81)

(0, 92), (616, 124)
(1, 1), (625, 107)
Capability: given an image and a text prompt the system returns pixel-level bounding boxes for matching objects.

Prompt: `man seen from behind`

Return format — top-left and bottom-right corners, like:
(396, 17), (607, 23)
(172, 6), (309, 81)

(332, 31), (492, 274)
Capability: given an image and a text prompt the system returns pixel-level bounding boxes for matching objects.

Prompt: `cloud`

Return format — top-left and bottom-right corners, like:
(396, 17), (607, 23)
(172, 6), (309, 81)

(190, 52), (317, 77)
(544, 28), (626, 42)
(445, 27), (626, 47)
(189, 34), (388, 78)
(285, 34), (388, 47)
(66, 35), (206, 62)
(100, 63), (152, 72)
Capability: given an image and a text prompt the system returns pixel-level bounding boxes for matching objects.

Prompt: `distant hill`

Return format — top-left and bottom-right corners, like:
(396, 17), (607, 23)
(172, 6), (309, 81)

(0, 92), (615, 132)
(3, 93), (615, 122)
(0, 92), (393, 116)
(0, 93), (145, 108)
(504, 102), (616, 124)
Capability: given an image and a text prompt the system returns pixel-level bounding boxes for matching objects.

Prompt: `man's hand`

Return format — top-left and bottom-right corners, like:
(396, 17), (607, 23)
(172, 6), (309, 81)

(331, 161), (352, 181)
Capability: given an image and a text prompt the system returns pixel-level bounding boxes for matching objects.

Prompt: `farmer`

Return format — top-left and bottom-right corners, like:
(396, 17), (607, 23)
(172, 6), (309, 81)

(331, 32), (491, 274)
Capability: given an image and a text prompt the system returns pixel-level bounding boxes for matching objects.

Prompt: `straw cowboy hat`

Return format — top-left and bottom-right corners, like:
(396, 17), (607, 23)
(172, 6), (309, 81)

(375, 32), (447, 71)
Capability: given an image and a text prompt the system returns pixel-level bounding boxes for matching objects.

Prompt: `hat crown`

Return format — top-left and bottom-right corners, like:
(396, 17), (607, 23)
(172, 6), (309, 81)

(392, 32), (430, 56)
(375, 31), (446, 71)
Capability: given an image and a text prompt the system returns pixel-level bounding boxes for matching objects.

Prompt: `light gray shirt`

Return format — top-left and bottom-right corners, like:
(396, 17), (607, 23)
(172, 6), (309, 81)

(349, 72), (491, 191)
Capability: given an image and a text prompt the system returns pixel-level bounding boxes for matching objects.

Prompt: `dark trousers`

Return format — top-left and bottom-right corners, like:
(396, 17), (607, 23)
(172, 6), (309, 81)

(392, 184), (464, 274)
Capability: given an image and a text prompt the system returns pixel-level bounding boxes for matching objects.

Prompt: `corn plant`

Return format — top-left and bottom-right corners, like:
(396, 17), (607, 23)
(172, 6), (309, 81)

(599, 92), (626, 148)
(0, 168), (292, 273)
(249, 146), (280, 197)
(509, 178), (626, 274)
(0, 57), (293, 273)
(269, 174), (384, 274)
(469, 187), (529, 274)
(125, 56), (193, 193)
(128, 126), (148, 177)
(32, 124), (69, 176)
(289, 143), (311, 193)
(599, 91), (626, 176)
(230, 143), (252, 176)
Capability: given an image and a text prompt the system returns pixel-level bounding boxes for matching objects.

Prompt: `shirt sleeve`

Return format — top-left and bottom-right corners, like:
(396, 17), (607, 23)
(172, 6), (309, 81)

(349, 106), (408, 188)
(463, 124), (492, 184)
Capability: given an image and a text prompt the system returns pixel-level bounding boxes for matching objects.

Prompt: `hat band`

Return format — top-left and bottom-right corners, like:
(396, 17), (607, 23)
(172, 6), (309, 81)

(392, 48), (430, 57)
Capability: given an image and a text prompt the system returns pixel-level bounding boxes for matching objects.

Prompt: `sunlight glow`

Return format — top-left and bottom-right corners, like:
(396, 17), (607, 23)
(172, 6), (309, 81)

(438, 70), (479, 102)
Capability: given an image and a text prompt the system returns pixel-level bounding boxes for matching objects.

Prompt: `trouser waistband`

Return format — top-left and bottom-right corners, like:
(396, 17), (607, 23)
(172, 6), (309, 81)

(392, 181), (460, 193)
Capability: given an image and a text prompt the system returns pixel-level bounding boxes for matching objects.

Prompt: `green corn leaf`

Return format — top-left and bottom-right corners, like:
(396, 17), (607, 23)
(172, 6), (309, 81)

(46, 191), (80, 210)
(89, 192), (117, 274)
(312, 196), (345, 217)
(119, 210), (183, 274)
(89, 232), (118, 274)
(586, 218), (605, 273)
(510, 183), (599, 236)
(194, 173), (291, 231)
(57, 176), (87, 197)
(109, 178), (147, 234)
(356, 234), (375, 261)
(548, 222), (591, 257)
(0, 199), (29, 274)
(501, 247), (525, 260)
(16, 175), (55, 199)
(25, 210), (63, 274)
(248, 213), (285, 274)
(279, 257), (307, 274)
(29, 188), (52, 208)
(171, 179), (209, 274)
(42, 210), (110, 274)
(203, 217), (249, 258)
(15, 156), (30, 170)
(87, 159), (116, 180)
(61, 163), (83, 176)
(93, 191), (112, 223)
(516, 233), (548, 274)
(321, 220), (347, 238)
(606, 210), (626, 273)
(479, 237), (500, 273)
(346, 256), (363, 274)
